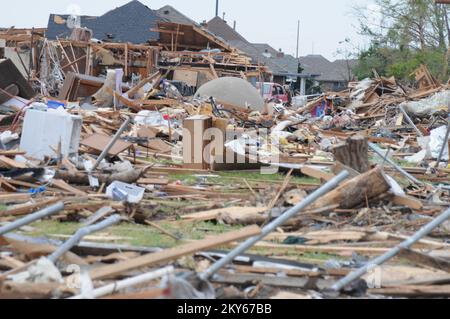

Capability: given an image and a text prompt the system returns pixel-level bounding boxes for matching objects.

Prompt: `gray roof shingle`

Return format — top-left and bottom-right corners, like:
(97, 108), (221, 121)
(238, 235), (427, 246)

(206, 17), (249, 43)
(156, 5), (196, 25)
(46, 0), (162, 43)
(299, 55), (356, 82)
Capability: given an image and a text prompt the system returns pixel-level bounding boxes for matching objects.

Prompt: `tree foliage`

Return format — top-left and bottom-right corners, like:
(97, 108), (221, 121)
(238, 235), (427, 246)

(353, 0), (450, 82)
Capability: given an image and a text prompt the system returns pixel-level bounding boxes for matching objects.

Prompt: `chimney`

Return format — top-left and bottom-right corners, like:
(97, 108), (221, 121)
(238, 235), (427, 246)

(215, 0), (219, 17)
(233, 21), (236, 30)
(222, 12), (226, 21)
(277, 49), (284, 58)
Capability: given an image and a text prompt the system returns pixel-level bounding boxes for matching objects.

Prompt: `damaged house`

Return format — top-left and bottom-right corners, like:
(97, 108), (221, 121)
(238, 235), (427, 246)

(46, 0), (162, 44)
(205, 17), (356, 93)
(0, 0), (449, 302)
(299, 54), (357, 92)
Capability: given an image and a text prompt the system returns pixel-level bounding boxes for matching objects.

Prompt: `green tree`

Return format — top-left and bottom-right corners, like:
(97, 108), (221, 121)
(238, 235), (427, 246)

(352, 0), (450, 82)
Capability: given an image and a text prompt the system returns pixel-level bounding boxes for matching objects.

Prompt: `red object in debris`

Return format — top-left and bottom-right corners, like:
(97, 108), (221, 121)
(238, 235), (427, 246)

(256, 82), (290, 103)
(163, 114), (170, 121)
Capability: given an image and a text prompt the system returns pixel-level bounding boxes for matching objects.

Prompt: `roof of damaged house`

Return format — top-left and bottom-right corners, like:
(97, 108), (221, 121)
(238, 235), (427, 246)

(206, 17), (249, 43)
(203, 20), (353, 80)
(229, 41), (300, 76)
(46, 0), (163, 43)
(299, 55), (356, 82)
(156, 5), (197, 25)
(155, 21), (235, 52)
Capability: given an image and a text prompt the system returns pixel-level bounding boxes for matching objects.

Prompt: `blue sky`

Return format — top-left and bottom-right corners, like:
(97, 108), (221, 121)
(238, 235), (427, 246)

(1, 0), (373, 60)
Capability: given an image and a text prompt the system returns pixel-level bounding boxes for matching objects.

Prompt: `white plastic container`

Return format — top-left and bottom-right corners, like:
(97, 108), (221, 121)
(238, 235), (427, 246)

(106, 181), (145, 204)
(20, 108), (82, 160)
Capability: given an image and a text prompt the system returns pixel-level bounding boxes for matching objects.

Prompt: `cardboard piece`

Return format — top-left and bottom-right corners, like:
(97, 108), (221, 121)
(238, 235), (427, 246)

(80, 133), (132, 157)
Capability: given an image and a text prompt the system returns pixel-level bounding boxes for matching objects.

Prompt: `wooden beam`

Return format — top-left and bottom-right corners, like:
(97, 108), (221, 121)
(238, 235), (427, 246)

(301, 166), (335, 182)
(150, 28), (185, 35)
(0, 198), (62, 217)
(368, 285), (450, 297)
(0, 156), (26, 169)
(89, 225), (261, 280)
(392, 195), (423, 211)
(51, 179), (87, 196)
(398, 248), (450, 273)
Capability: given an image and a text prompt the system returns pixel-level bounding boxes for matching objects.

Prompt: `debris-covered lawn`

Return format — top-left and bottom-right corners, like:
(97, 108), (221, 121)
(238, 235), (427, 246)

(0, 13), (449, 300)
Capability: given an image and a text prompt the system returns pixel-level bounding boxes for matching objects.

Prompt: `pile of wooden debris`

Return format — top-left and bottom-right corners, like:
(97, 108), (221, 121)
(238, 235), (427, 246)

(0, 50), (449, 300)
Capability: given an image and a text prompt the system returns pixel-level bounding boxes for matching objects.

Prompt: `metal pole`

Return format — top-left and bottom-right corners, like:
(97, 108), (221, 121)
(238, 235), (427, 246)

(435, 119), (450, 167)
(296, 20), (300, 59)
(200, 170), (350, 280)
(69, 266), (174, 299)
(0, 202), (64, 236)
(90, 117), (131, 172)
(48, 215), (122, 263)
(331, 206), (450, 292)
(215, 0), (219, 17)
(369, 143), (424, 186)
(399, 106), (424, 137)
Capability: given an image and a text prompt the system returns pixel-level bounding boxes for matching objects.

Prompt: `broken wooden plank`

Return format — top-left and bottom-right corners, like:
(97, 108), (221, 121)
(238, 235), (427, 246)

(0, 193), (31, 204)
(0, 198), (62, 217)
(212, 272), (332, 290)
(0, 150), (26, 157)
(181, 207), (268, 222)
(51, 179), (87, 196)
(301, 166), (335, 182)
(89, 225), (261, 280)
(0, 178), (17, 192)
(0, 156), (26, 169)
(392, 195), (423, 211)
(368, 285), (450, 297)
(398, 248), (450, 273)
(137, 178), (169, 185)
(234, 265), (351, 278)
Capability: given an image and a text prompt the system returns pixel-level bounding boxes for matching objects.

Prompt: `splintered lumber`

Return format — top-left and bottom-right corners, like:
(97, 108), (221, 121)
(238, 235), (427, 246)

(332, 207), (450, 292)
(0, 150), (26, 157)
(392, 195), (423, 211)
(251, 242), (391, 255)
(102, 289), (166, 299)
(212, 272), (332, 290)
(311, 167), (390, 209)
(89, 225), (261, 280)
(398, 248), (450, 273)
(332, 135), (369, 173)
(300, 166), (335, 181)
(0, 156), (26, 169)
(368, 285), (450, 297)
(51, 179), (87, 196)
(201, 171), (351, 280)
(126, 71), (160, 99)
(0, 193), (31, 204)
(0, 282), (75, 299)
(137, 178), (169, 186)
(0, 198), (61, 218)
(234, 265), (350, 277)
(181, 207), (267, 222)
(4, 236), (87, 266)
(55, 167), (151, 185)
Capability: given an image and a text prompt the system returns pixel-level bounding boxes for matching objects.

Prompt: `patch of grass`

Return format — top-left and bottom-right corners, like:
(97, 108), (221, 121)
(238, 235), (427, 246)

(0, 204), (7, 212)
(216, 171), (319, 185)
(26, 219), (242, 248)
(169, 170), (320, 187)
(247, 246), (345, 265)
